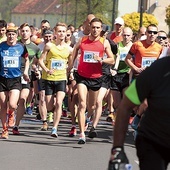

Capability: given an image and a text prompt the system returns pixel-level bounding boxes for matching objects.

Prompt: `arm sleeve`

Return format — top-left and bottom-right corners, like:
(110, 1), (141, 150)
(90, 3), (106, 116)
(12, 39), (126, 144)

(125, 79), (141, 105)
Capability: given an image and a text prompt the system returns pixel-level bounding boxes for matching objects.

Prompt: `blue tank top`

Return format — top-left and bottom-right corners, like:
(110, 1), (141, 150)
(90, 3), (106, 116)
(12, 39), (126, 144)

(0, 41), (28, 78)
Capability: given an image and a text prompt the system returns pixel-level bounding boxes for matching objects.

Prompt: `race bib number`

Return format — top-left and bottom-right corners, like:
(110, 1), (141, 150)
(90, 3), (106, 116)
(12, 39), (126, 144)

(120, 52), (127, 61)
(83, 51), (99, 63)
(21, 76), (28, 84)
(51, 59), (65, 70)
(142, 57), (156, 67)
(3, 56), (19, 68)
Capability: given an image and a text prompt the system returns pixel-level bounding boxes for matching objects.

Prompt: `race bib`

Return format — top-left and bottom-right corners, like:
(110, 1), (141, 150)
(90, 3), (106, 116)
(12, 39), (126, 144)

(3, 56), (19, 68)
(142, 57), (156, 67)
(51, 59), (65, 70)
(83, 51), (99, 63)
(120, 52), (127, 61)
(21, 76), (28, 84)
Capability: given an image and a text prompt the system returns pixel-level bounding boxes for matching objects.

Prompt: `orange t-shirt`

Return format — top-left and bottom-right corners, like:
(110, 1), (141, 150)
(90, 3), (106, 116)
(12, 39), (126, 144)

(130, 40), (163, 68)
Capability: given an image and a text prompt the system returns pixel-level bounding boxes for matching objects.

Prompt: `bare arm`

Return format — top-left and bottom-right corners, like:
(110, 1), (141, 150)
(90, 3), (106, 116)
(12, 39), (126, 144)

(125, 53), (144, 74)
(38, 42), (53, 74)
(113, 95), (136, 147)
(23, 56), (30, 82)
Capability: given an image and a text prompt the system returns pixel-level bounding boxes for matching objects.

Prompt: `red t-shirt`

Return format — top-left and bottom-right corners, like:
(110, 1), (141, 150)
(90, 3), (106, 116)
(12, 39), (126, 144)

(78, 36), (104, 78)
(110, 32), (123, 44)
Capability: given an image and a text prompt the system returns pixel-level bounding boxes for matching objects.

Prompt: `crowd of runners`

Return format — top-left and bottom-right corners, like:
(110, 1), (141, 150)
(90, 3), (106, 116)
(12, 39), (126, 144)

(0, 14), (169, 150)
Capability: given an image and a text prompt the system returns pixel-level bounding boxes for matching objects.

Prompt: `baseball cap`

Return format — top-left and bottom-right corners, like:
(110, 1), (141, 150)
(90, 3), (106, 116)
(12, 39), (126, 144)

(6, 26), (18, 33)
(114, 17), (124, 25)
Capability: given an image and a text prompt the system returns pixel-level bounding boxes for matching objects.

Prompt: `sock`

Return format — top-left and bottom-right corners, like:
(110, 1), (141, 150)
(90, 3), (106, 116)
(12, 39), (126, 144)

(43, 120), (47, 124)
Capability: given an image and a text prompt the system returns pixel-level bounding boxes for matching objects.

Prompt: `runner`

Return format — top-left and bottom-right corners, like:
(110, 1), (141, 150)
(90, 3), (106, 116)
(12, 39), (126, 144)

(0, 26), (29, 139)
(38, 22), (72, 138)
(87, 29), (118, 138)
(156, 30), (170, 58)
(37, 28), (54, 130)
(71, 18), (115, 144)
(12, 23), (41, 135)
(125, 24), (163, 139)
(108, 56), (170, 170)
(68, 14), (95, 137)
(0, 20), (7, 43)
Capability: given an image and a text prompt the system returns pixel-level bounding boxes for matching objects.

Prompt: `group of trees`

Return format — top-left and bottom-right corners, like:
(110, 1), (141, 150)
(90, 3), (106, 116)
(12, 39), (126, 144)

(0, 0), (169, 34)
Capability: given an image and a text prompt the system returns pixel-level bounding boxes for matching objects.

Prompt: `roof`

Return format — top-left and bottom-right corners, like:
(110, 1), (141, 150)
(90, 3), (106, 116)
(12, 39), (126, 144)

(12, 0), (72, 15)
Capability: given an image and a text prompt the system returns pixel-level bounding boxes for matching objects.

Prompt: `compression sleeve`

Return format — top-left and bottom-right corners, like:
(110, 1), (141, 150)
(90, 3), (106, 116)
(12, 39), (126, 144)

(125, 79), (141, 105)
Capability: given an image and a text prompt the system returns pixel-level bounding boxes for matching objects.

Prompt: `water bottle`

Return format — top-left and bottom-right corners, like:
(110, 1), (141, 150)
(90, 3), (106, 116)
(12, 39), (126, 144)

(119, 163), (132, 170)
(108, 162), (132, 170)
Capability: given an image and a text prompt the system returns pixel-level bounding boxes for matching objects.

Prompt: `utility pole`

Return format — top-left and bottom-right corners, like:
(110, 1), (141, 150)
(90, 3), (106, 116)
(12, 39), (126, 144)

(139, 0), (144, 28)
(74, 0), (78, 27)
(87, 0), (91, 14)
(112, 0), (118, 30)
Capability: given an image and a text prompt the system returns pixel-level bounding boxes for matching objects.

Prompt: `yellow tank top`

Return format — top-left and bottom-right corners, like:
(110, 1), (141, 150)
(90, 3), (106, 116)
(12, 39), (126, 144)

(42, 43), (70, 81)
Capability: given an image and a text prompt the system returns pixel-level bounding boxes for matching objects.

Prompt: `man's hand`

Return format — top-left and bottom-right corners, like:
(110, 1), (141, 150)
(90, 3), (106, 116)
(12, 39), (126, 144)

(108, 146), (129, 170)
(23, 73), (30, 82)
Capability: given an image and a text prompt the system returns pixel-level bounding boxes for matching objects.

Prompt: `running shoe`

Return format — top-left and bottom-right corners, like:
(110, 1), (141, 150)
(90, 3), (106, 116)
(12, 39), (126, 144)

(1, 129), (9, 139)
(26, 106), (33, 115)
(51, 127), (58, 138)
(69, 126), (77, 137)
(47, 112), (53, 123)
(40, 122), (48, 131)
(78, 134), (86, 144)
(12, 127), (20, 135)
(106, 113), (116, 122)
(36, 113), (41, 120)
(62, 109), (67, 117)
(8, 112), (15, 128)
(88, 126), (97, 138)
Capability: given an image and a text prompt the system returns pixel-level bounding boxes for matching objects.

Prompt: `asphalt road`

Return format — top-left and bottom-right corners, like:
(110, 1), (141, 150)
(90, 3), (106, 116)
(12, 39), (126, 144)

(0, 113), (168, 170)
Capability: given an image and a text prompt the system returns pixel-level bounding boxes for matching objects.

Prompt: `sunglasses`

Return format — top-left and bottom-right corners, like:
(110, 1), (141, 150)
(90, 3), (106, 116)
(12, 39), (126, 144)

(157, 36), (167, 40)
(123, 34), (130, 37)
(66, 34), (71, 37)
(147, 30), (158, 35)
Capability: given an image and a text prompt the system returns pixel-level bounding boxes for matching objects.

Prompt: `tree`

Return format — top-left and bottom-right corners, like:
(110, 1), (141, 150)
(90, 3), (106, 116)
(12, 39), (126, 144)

(165, 5), (170, 35)
(0, 0), (22, 22)
(122, 12), (158, 33)
(68, 0), (113, 28)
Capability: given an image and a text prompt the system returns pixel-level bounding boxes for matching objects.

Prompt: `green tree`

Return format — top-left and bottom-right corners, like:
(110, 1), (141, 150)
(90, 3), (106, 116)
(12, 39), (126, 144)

(122, 12), (158, 33)
(67, 0), (113, 28)
(0, 0), (22, 22)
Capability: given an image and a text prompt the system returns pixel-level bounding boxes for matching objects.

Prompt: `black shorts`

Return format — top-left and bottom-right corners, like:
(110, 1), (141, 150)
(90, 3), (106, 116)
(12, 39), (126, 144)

(101, 74), (111, 89)
(21, 71), (38, 89)
(76, 73), (102, 91)
(45, 80), (66, 95)
(136, 134), (170, 170)
(110, 72), (129, 92)
(0, 76), (21, 92)
(38, 78), (45, 91)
